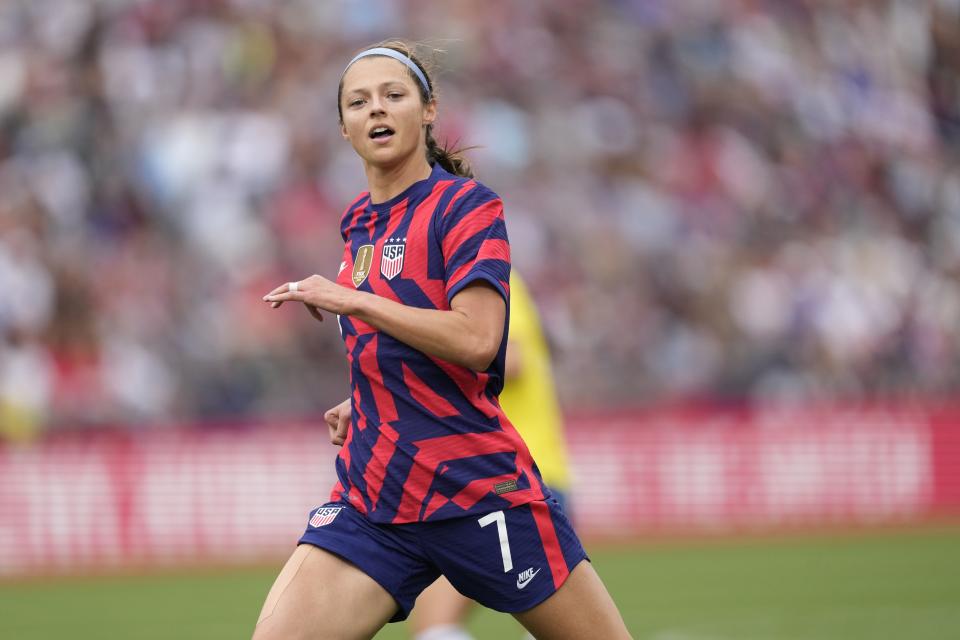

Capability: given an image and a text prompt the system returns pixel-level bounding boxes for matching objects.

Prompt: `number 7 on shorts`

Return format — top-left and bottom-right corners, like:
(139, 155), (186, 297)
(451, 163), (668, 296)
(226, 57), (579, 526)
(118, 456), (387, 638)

(478, 510), (513, 572)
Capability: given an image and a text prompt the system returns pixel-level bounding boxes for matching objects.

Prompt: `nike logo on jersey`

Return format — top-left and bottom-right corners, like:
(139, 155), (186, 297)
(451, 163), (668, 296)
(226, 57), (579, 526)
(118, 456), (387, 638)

(516, 566), (541, 590)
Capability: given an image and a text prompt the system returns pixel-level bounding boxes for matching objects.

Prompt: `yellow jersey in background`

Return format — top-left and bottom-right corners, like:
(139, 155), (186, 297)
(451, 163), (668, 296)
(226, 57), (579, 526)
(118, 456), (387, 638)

(499, 272), (571, 492)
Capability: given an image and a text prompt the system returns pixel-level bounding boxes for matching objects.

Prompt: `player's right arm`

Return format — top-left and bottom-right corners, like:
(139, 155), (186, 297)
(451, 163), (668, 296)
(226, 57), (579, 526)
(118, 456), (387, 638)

(265, 277), (504, 371)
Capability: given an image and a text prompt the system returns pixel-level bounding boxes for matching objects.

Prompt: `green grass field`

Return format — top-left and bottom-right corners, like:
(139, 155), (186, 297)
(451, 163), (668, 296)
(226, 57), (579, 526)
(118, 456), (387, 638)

(2, 526), (959, 639)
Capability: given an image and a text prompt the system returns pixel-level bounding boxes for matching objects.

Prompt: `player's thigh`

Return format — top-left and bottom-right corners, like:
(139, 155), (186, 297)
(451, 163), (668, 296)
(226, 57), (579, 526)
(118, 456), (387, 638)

(409, 576), (476, 633)
(512, 560), (632, 640)
(252, 543), (397, 640)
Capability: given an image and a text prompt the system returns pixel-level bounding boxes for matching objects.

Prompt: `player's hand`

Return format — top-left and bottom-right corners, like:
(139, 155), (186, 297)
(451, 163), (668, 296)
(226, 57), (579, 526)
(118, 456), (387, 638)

(324, 398), (351, 446)
(263, 275), (358, 321)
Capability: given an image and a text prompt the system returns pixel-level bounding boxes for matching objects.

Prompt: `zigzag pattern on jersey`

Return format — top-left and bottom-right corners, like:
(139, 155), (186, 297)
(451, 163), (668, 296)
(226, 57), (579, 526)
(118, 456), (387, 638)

(328, 166), (546, 523)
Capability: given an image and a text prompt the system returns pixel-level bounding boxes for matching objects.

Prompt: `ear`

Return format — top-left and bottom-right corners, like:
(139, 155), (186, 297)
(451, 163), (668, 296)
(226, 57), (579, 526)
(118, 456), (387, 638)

(423, 98), (438, 127)
(339, 120), (349, 140)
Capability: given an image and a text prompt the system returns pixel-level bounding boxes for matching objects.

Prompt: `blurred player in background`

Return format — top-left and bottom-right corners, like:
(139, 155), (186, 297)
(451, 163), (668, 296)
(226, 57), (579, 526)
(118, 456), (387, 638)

(255, 40), (629, 639)
(410, 270), (573, 640)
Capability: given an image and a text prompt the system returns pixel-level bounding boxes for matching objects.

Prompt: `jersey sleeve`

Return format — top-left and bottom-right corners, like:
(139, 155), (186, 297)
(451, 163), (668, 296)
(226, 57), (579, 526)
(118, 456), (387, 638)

(437, 184), (511, 304)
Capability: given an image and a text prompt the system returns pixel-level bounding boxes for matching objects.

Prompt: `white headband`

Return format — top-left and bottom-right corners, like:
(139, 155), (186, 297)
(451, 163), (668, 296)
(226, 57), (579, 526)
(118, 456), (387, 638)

(342, 47), (431, 97)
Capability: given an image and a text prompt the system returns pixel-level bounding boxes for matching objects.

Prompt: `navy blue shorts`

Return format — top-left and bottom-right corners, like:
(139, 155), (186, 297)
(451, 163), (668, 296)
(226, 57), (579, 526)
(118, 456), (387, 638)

(297, 497), (587, 622)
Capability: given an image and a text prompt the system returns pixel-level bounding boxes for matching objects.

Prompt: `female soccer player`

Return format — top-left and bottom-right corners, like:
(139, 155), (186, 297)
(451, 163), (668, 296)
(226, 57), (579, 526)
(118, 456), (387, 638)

(254, 41), (630, 640)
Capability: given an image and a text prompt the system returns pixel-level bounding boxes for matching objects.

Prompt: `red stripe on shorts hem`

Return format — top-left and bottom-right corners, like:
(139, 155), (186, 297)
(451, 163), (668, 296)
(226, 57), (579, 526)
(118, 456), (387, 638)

(530, 500), (568, 589)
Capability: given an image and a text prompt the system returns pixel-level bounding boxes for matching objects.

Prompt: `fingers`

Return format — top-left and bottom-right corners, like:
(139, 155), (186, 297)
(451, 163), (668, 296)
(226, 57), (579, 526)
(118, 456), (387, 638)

(325, 405), (345, 446)
(324, 399), (350, 446)
(324, 406), (339, 429)
(262, 276), (345, 317)
(304, 303), (324, 322)
(263, 281), (302, 305)
(265, 282), (293, 297)
(328, 413), (346, 446)
(333, 411), (350, 446)
(263, 291), (300, 304)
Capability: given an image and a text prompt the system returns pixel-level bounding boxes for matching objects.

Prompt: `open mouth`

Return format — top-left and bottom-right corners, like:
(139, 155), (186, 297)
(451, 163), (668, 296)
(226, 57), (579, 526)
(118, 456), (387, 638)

(369, 126), (395, 141)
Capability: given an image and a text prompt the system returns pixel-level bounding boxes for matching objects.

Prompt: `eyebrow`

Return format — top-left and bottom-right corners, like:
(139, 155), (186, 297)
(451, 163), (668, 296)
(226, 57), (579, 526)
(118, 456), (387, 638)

(343, 80), (410, 95)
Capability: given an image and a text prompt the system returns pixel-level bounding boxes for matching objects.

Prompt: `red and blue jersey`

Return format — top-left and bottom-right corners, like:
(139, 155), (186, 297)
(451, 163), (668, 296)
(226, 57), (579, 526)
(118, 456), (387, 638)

(330, 163), (548, 523)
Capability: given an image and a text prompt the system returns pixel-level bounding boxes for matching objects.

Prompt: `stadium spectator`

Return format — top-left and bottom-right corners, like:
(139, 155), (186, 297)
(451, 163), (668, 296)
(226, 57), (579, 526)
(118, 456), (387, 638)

(0, 0), (957, 436)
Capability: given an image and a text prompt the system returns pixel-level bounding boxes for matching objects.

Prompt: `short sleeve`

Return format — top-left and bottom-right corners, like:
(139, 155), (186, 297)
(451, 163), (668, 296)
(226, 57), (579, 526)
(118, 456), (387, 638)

(437, 184), (511, 304)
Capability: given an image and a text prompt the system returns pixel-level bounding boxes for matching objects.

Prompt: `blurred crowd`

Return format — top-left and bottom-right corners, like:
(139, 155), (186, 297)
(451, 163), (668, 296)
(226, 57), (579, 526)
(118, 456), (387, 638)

(3, 0), (960, 439)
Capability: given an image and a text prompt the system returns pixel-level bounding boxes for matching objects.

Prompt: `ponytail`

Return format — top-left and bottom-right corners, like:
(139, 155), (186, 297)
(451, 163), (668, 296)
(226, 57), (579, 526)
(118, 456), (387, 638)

(425, 125), (474, 178)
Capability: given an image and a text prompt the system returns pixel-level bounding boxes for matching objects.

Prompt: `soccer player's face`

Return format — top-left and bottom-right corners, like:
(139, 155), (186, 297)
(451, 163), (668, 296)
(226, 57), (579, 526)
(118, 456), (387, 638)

(339, 57), (436, 168)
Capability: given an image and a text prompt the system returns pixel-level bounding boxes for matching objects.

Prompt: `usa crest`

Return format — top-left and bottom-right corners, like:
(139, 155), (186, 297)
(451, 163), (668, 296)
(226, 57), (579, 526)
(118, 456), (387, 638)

(309, 506), (343, 528)
(381, 237), (406, 280)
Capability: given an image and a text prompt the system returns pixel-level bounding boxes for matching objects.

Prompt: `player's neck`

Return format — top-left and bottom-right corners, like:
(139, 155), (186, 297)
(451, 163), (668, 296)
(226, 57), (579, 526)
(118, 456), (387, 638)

(365, 154), (433, 205)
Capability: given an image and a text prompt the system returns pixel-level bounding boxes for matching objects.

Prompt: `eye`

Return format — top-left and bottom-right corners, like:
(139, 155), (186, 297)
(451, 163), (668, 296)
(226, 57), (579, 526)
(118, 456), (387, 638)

(348, 98), (365, 107)
(387, 92), (403, 100)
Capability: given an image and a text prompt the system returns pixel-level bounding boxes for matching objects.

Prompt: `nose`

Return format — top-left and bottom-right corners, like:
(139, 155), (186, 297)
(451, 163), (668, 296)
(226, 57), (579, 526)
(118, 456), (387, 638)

(368, 95), (386, 116)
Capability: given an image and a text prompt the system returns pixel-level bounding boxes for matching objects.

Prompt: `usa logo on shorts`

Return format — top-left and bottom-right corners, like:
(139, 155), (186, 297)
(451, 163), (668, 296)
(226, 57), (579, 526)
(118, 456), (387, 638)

(310, 506), (343, 528)
(381, 238), (406, 280)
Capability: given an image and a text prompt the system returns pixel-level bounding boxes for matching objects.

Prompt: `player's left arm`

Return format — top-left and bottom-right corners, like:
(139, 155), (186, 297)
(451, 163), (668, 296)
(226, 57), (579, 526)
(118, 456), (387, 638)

(323, 397), (351, 446)
(263, 278), (505, 372)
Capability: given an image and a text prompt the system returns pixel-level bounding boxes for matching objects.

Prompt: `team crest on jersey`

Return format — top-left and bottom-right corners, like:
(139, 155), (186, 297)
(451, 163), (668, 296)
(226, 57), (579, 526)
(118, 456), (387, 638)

(309, 506), (343, 528)
(352, 245), (374, 287)
(380, 237), (406, 280)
